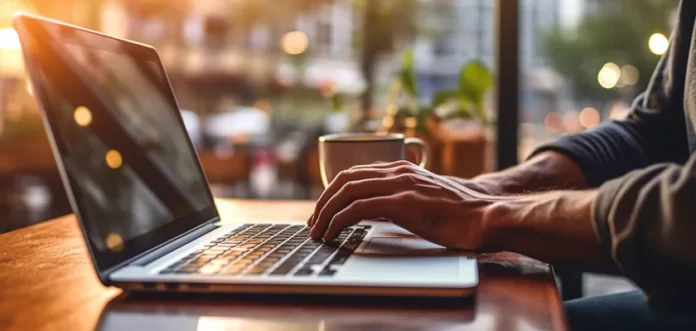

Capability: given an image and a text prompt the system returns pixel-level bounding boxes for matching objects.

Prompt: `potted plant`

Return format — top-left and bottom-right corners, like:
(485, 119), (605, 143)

(380, 50), (495, 178)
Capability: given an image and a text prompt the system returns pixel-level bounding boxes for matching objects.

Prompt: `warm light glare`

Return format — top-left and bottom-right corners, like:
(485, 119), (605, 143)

(73, 106), (93, 126)
(106, 233), (124, 252)
(26, 81), (33, 96)
(579, 107), (601, 129)
(563, 111), (582, 133)
(543, 111), (563, 132)
(0, 28), (21, 50)
(649, 33), (669, 55)
(619, 65), (639, 86)
(598, 62), (621, 89)
(609, 102), (630, 120)
(382, 115), (394, 128)
(281, 31), (308, 55)
(105, 149), (123, 169)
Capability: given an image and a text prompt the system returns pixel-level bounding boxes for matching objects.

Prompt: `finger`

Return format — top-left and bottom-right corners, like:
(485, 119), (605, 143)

(306, 213), (313, 226)
(310, 168), (388, 226)
(349, 160), (413, 170)
(311, 174), (413, 238)
(322, 192), (415, 241)
(352, 162), (430, 179)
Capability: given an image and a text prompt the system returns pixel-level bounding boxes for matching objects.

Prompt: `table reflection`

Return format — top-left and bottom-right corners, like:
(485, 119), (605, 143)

(96, 253), (563, 331)
(96, 294), (476, 331)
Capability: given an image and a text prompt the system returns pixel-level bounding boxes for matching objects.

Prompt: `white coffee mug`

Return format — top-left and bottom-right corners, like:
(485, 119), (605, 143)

(318, 133), (430, 188)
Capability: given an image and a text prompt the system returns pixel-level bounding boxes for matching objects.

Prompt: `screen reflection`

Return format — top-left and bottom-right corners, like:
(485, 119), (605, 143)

(23, 20), (211, 253)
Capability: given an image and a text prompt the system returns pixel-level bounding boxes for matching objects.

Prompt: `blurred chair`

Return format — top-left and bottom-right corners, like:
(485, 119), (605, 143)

(181, 110), (253, 197)
(197, 147), (253, 198)
(180, 109), (203, 147)
(275, 128), (324, 199)
(0, 136), (70, 232)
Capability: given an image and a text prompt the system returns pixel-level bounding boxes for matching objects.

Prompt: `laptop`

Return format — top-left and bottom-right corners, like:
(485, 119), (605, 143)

(14, 13), (478, 297)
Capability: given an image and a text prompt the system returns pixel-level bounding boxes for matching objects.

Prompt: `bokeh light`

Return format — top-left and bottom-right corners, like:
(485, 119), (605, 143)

(73, 106), (93, 127)
(609, 101), (630, 120)
(105, 149), (123, 169)
(597, 62), (621, 89)
(26, 81), (33, 96)
(619, 65), (639, 86)
(281, 31), (308, 55)
(563, 111), (582, 133)
(0, 28), (21, 50)
(106, 233), (124, 252)
(579, 107), (600, 129)
(649, 33), (669, 55)
(543, 111), (563, 133)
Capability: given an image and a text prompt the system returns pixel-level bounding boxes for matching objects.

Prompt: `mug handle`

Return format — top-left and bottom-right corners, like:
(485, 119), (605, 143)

(405, 137), (430, 168)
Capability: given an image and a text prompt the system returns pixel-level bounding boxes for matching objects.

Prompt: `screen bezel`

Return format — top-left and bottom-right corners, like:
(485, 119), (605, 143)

(14, 13), (219, 282)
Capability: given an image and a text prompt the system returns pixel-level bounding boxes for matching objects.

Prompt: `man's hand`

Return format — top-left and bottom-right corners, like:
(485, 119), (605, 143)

(307, 158), (609, 269)
(308, 160), (501, 250)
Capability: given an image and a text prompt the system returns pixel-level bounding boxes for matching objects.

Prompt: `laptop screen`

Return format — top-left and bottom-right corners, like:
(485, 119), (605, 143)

(15, 16), (218, 274)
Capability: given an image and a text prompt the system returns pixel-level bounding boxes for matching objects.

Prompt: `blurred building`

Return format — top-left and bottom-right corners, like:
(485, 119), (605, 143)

(413, 0), (564, 121)
(97, 0), (367, 114)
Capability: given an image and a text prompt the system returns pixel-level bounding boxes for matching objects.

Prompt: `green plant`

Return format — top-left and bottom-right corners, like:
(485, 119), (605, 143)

(389, 50), (495, 129)
(432, 61), (493, 125)
(329, 92), (344, 113)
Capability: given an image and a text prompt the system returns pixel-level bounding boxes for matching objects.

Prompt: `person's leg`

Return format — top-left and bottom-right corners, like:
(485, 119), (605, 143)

(565, 291), (696, 331)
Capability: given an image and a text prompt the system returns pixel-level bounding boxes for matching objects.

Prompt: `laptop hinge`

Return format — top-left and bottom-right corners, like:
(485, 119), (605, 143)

(129, 220), (220, 267)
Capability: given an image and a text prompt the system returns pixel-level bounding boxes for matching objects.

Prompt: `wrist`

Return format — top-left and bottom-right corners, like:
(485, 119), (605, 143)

(470, 175), (514, 195)
(479, 190), (598, 253)
(473, 151), (589, 195)
(480, 199), (517, 252)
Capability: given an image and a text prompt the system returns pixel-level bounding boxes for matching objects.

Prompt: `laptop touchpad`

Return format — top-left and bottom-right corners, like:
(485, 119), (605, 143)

(337, 237), (459, 282)
(359, 237), (448, 255)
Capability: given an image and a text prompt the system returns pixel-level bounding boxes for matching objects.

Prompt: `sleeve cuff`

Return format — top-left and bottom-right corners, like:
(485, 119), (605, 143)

(527, 138), (603, 187)
(591, 176), (626, 256)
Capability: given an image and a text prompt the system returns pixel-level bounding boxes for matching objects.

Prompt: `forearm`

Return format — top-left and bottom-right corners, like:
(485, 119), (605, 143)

(483, 189), (611, 269)
(450, 151), (589, 194)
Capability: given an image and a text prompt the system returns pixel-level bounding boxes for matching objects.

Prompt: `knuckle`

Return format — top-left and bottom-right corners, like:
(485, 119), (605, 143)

(393, 164), (416, 174)
(388, 160), (410, 168)
(348, 199), (367, 210)
(394, 173), (413, 183)
(342, 180), (357, 190)
(336, 169), (354, 180)
(335, 181), (355, 197)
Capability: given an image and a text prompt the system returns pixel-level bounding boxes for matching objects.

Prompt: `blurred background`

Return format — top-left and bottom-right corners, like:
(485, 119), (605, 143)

(0, 0), (676, 234)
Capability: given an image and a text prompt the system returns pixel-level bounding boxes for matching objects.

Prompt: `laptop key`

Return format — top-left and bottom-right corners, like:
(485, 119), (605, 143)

(165, 224), (363, 277)
(318, 268), (336, 277)
(294, 268), (314, 276)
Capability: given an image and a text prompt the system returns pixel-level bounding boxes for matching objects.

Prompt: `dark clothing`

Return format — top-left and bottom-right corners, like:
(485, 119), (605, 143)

(532, 0), (696, 307)
(565, 291), (696, 331)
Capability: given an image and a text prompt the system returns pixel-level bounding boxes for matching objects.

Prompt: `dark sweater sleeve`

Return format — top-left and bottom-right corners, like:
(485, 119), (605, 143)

(530, 1), (696, 305)
(529, 1), (693, 186)
(594, 154), (696, 307)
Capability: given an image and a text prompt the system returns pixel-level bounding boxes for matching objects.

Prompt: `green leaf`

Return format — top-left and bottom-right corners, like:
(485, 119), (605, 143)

(400, 50), (418, 97)
(457, 96), (474, 118)
(432, 89), (458, 107)
(330, 93), (343, 112)
(434, 99), (460, 118)
(459, 60), (494, 104)
(471, 101), (490, 124)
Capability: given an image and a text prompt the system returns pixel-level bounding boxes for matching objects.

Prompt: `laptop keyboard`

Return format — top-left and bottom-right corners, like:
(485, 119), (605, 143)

(159, 223), (369, 277)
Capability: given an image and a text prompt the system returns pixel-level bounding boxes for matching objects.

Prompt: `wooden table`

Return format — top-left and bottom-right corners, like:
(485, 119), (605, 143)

(0, 200), (568, 331)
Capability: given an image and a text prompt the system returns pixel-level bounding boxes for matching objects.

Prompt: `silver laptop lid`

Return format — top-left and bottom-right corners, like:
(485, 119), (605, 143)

(14, 14), (218, 282)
